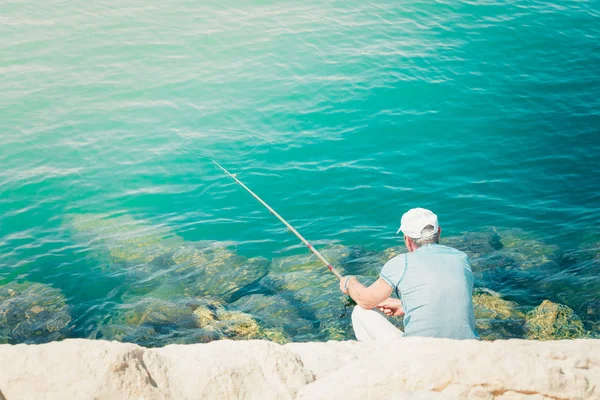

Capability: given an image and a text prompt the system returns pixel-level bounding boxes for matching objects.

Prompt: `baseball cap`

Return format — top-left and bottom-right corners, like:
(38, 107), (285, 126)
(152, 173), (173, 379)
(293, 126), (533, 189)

(397, 208), (439, 238)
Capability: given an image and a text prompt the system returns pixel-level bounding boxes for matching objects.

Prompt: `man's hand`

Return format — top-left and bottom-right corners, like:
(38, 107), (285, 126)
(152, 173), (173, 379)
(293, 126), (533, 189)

(339, 277), (393, 310)
(339, 276), (354, 294)
(377, 298), (404, 316)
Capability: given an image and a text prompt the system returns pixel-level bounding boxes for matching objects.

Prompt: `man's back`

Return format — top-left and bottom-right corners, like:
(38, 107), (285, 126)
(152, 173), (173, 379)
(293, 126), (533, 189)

(381, 244), (478, 339)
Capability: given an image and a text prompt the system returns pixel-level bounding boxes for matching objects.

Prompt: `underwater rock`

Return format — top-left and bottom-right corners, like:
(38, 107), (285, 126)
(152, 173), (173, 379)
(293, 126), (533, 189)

(342, 247), (393, 280)
(216, 311), (262, 340)
(268, 244), (353, 275)
(441, 228), (502, 260)
(0, 282), (71, 344)
(169, 242), (270, 301)
(584, 300), (600, 337)
(448, 228), (560, 274)
(97, 295), (281, 346)
(196, 300), (285, 342)
(584, 300), (600, 323)
(67, 214), (184, 265)
(231, 294), (312, 342)
(494, 229), (560, 270)
(261, 245), (371, 341)
(524, 300), (587, 340)
(382, 246), (406, 261)
(68, 214), (269, 301)
(97, 297), (203, 346)
(472, 288), (525, 340)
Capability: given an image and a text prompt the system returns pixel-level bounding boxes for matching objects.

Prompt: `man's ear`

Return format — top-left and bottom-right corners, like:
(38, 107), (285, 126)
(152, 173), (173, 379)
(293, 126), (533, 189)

(405, 236), (413, 252)
(438, 226), (442, 237)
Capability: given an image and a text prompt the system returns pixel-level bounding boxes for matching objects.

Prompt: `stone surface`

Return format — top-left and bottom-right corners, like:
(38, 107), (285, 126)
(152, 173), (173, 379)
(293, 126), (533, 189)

(66, 214), (270, 302)
(473, 288), (525, 340)
(94, 296), (281, 346)
(0, 338), (599, 400)
(295, 338), (600, 400)
(230, 294), (313, 343)
(67, 213), (184, 265)
(0, 282), (71, 344)
(524, 300), (587, 340)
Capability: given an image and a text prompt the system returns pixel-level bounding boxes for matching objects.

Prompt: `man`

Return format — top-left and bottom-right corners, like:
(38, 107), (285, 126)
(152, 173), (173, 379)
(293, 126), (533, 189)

(340, 208), (478, 341)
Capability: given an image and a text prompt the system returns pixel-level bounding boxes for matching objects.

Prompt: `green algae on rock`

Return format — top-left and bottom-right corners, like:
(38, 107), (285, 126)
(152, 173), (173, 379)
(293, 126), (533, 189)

(524, 300), (587, 340)
(230, 294), (312, 342)
(0, 282), (71, 344)
(472, 288), (525, 340)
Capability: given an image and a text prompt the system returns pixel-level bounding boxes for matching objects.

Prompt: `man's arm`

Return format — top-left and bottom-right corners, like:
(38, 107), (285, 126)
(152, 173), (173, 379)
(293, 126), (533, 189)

(340, 277), (393, 310)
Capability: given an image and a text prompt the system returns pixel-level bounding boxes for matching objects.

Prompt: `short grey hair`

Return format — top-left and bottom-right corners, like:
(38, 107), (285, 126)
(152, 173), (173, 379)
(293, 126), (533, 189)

(409, 225), (439, 248)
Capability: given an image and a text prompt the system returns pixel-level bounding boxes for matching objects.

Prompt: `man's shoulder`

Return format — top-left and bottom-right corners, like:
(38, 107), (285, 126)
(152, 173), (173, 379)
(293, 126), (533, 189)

(409, 245), (471, 266)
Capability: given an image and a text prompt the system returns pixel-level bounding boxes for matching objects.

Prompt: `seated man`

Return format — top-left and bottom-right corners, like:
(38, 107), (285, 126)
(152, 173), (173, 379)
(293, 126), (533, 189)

(340, 208), (478, 341)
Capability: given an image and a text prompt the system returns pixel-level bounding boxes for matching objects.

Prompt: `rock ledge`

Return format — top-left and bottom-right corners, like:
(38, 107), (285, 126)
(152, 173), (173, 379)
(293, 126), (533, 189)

(0, 338), (598, 400)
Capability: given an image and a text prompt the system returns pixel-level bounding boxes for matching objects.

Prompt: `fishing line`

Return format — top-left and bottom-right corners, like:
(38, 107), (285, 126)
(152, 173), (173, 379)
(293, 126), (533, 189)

(213, 160), (343, 280)
(214, 161), (358, 319)
(178, 129), (279, 163)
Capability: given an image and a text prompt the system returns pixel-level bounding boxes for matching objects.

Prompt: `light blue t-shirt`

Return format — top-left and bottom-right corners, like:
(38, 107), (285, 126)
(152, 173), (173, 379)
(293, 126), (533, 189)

(380, 244), (478, 340)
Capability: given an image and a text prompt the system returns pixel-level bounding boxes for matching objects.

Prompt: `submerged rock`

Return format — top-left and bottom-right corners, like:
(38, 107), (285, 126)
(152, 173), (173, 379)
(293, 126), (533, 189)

(494, 229), (560, 270)
(343, 247), (392, 280)
(524, 300), (587, 340)
(0, 282), (71, 344)
(97, 295), (281, 346)
(261, 245), (369, 341)
(168, 242), (270, 301)
(67, 215), (269, 301)
(472, 288), (525, 340)
(584, 300), (600, 337)
(382, 246), (405, 261)
(67, 214), (183, 265)
(441, 228), (560, 275)
(442, 228), (502, 260)
(231, 294), (312, 342)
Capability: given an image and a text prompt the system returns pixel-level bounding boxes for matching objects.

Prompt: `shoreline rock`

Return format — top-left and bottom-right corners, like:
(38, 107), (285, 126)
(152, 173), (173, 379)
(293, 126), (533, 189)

(0, 338), (598, 399)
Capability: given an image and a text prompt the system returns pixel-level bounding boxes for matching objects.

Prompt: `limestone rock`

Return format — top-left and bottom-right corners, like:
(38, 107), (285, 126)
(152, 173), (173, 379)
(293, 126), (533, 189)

(524, 300), (587, 340)
(285, 340), (378, 379)
(0, 339), (315, 400)
(1, 338), (599, 400)
(295, 338), (600, 400)
(155, 340), (315, 399)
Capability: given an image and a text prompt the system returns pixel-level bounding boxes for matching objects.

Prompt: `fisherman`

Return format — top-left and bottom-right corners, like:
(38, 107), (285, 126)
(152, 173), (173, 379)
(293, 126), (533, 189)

(340, 208), (478, 341)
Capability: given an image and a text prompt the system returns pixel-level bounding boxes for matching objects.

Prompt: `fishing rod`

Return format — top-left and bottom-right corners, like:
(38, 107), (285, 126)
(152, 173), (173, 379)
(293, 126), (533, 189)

(213, 161), (343, 281)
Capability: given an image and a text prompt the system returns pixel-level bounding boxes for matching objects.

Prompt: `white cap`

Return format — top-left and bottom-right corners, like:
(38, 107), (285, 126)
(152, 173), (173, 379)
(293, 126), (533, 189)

(397, 208), (439, 238)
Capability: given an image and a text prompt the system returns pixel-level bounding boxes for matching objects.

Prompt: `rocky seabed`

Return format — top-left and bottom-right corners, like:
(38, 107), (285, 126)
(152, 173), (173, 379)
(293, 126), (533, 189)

(0, 338), (598, 400)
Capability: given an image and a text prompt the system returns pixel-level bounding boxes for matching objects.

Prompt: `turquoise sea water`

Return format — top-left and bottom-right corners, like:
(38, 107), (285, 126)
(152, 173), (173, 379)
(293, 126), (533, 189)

(1, 1), (599, 345)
